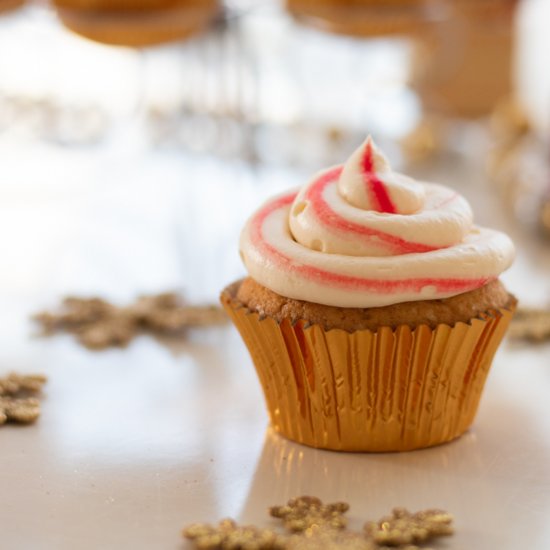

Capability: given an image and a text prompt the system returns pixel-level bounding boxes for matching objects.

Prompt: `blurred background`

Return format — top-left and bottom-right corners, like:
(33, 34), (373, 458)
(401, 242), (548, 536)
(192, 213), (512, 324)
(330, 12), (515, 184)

(2, 5), (550, 546)
(1, 0), (549, 307)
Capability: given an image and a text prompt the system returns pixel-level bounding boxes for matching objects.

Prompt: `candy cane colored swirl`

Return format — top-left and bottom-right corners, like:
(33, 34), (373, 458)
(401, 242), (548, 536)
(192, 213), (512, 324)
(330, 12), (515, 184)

(239, 138), (515, 308)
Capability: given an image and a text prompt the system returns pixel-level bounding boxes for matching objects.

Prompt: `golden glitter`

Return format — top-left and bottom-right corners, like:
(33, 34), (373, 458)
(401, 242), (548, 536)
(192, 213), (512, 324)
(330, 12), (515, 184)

(0, 372), (47, 426)
(508, 307), (550, 342)
(33, 293), (227, 350)
(364, 507), (453, 546)
(270, 496), (350, 533)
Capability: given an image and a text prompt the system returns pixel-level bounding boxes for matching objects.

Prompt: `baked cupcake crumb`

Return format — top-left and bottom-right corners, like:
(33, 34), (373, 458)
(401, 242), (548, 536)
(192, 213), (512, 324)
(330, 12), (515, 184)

(235, 277), (515, 331)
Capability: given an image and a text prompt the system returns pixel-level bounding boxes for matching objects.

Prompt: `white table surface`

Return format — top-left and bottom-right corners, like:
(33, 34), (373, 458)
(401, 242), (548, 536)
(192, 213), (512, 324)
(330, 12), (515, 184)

(1, 143), (550, 550)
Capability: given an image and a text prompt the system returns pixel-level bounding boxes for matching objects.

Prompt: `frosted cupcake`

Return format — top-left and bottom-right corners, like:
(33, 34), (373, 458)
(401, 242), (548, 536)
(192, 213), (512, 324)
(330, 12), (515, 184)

(221, 137), (516, 452)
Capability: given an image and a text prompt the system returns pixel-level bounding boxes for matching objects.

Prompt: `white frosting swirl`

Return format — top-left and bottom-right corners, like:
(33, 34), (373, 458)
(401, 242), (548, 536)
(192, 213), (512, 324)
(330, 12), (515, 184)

(239, 137), (515, 308)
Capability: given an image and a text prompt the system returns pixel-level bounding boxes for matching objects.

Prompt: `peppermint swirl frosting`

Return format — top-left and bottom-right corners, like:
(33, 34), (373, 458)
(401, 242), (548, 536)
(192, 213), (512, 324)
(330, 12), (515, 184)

(240, 138), (515, 308)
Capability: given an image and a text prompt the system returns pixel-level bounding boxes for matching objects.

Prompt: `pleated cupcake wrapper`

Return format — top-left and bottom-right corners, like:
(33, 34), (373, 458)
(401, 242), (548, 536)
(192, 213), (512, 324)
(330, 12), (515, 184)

(222, 285), (516, 452)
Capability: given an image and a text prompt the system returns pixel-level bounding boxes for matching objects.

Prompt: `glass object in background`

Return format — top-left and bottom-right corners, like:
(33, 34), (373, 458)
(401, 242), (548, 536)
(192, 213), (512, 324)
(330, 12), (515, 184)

(51, 0), (222, 47)
(0, 3), (243, 150)
(252, 0), (430, 170)
(0, 1), (259, 159)
(47, 0), (229, 152)
(146, 7), (260, 162)
(1, 1), (419, 166)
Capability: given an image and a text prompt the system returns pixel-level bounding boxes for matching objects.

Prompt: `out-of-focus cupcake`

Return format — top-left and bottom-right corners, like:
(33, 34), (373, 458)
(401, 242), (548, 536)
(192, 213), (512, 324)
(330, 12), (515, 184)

(285, 0), (438, 37)
(0, 0), (25, 14)
(53, 0), (221, 47)
(411, 0), (519, 118)
(222, 137), (516, 452)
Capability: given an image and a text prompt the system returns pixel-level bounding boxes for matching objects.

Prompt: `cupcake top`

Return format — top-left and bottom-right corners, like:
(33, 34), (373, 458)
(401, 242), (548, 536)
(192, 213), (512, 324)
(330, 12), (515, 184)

(240, 138), (515, 308)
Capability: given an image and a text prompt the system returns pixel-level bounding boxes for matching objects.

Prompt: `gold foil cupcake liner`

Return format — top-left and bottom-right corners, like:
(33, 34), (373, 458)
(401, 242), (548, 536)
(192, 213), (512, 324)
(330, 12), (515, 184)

(221, 284), (516, 452)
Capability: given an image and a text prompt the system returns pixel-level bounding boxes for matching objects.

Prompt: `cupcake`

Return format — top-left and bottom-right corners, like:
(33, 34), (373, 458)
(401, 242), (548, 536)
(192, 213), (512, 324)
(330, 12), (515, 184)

(221, 137), (516, 452)
(285, 0), (437, 38)
(53, 0), (221, 47)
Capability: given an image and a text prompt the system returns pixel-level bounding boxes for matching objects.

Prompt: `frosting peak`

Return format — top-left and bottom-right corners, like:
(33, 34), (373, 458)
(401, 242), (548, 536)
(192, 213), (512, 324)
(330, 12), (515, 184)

(240, 138), (515, 308)
(338, 137), (424, 215)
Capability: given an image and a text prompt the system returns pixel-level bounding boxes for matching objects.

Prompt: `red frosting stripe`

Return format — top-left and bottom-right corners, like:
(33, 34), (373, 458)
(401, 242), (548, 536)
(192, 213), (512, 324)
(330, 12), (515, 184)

(362, 140), (397, 214)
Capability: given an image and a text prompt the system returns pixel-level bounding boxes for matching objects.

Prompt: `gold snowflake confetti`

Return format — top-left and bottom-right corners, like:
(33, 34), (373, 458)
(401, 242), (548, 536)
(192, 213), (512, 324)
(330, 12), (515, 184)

(183, 519), (287, 550)
(508, 307), (550, 342)
(34, 297), (116, 333)
(364, 507), (453, 547)
(0, 372), (47, 426)
(270, 496), (350, 533)
(183, 497), (454, 549)
(0, 397), (41, 425)
(131, 292), (227, 333)
(75, 315), (137, 350)
(129, 292), (185, 329)
(33, 297), (128, 350)
(0, 373), (47, 396)
(33, 292), (227, 350)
